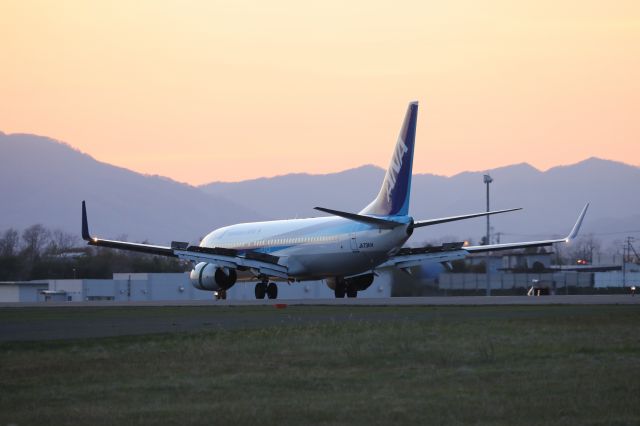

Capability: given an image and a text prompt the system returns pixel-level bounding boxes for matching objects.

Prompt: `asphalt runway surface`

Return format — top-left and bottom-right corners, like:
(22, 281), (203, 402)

(2, 294), (639, 308)
(1, 295), (637, 342)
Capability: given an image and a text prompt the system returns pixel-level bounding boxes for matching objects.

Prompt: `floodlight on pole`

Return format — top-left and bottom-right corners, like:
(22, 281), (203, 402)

(483, 174), (492, 296)
(483, 174), (492, 244)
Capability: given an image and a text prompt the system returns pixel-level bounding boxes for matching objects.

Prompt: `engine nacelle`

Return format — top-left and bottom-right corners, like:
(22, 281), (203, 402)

(325, 273), (375, 292)
(190, 262), (237, 291)
(346, 273), (375, 291)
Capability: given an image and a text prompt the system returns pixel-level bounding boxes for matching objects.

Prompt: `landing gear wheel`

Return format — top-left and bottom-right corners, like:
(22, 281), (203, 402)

(346, 285), (358, 298)
(255, 282), (267, 299)
(216, 289), (227, 300)
(334, 282), (346, 298)
(266, 282), (278, 299)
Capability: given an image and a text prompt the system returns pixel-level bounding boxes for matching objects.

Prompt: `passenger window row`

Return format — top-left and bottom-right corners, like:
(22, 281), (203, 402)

(220, 235), (339, 249)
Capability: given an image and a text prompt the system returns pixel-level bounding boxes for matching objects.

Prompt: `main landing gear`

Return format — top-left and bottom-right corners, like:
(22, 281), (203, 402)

(255, 281), (278, 299)
(333, 279), (357, 299)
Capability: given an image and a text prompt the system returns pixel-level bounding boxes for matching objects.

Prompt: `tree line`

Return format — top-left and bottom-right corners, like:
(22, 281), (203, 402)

(2, 224), (634, 281)
(0, 225), (188, 281)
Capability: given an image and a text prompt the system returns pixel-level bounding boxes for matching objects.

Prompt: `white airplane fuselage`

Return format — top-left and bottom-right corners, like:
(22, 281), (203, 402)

(200, 216), (412, 280)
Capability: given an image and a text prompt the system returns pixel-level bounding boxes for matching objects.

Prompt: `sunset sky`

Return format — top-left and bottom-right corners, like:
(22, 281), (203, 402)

(1, 0), (639, 185)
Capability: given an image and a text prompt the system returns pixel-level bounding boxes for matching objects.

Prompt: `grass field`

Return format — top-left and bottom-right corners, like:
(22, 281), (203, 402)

(1, 305), (639, 425)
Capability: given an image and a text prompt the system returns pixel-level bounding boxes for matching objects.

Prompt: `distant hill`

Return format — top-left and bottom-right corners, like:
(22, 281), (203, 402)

(2, 130), (639, 248)
(200, 165), (387, 219)
(202, 158), (640, 247)
(0, 132), (262, 244)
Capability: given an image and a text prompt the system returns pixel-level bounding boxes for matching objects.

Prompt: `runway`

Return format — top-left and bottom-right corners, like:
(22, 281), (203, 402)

(0, 295), (637, 342)
(1, 294), (638, 308)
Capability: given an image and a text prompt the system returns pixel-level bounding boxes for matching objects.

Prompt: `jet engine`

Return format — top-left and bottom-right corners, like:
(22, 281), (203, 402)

(190, 262), (237, 291)
(346, 273), (375, 291)
(326, 273), (375, 291)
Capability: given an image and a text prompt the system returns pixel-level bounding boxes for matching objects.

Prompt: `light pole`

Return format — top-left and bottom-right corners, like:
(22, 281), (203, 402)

(483, 174), (493, 296)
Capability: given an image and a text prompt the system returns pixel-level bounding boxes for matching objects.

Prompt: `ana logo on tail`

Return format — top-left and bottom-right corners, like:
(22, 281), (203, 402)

(384, 136), (409, 203)
(360, 101), (418, 217)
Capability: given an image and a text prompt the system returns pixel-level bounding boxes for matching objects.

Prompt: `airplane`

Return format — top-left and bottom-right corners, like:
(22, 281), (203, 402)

(81, 101), (589, 299)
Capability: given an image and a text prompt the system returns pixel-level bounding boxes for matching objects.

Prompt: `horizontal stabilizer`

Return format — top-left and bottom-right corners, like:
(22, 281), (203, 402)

(314, 207), (404, 229)
(413, 207), (521, 228)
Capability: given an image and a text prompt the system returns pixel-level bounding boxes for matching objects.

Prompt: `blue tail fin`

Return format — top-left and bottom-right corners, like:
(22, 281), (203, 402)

(360, 101), (418, 217)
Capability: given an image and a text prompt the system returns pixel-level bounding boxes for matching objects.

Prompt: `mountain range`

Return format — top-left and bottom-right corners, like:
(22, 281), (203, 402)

(201, 159), (640, 248)
(0, 131), (261, 244)
(2, 131), (638, 247)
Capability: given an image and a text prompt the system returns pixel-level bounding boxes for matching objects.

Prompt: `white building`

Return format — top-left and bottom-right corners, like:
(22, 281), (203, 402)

(1, 272), (392, 303)
(594, 271), (640, 288)
(47, 273), (212, 302)
(0, 281), (48, 302)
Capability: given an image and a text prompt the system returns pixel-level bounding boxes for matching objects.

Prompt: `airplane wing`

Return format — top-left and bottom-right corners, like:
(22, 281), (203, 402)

(375, 243), (469, 269)
(378, 203), (589, 270)
(412, 207), (521, 228)
(464, 203), (589, 253)
(81, 201), (289, 279)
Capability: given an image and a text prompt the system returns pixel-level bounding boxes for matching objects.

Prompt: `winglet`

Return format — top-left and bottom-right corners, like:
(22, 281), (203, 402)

(81, 201), (91, 241)
(566, 202), (589, 242)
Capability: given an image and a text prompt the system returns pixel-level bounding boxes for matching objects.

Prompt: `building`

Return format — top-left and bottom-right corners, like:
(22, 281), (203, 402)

(0, 272), (392, 303)
(438, 271), (593, 293)
(396, 249), (635, 295)
(46, 273), (214, 302)
(0, 281), (48, 302)
(594, 270), (640, 288)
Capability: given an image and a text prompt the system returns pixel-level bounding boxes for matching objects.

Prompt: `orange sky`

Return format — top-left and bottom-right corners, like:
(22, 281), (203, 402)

(1, 0), (639, 184)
